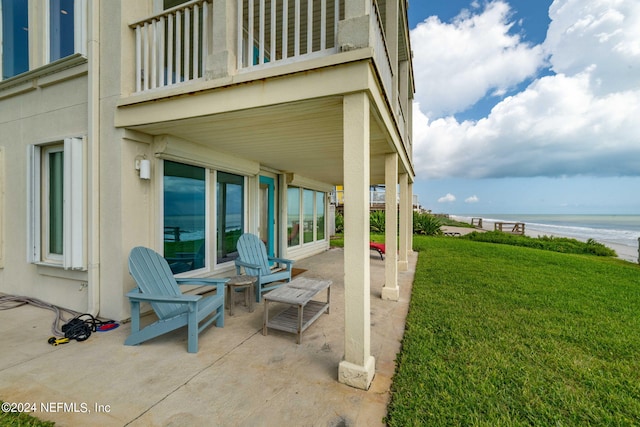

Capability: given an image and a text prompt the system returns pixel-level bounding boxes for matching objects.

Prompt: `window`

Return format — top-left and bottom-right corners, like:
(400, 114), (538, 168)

(287, 187), (300, 246)
(49, 0), (75, 62)
(161, 161), (247, 272)
(303, 189), (314, 244)
(287, 186), (326, 247)
(316, 192), (325, 240)
(44, 146), (64, 260)
(1, 0), (29, 79)
(216, 172), (244, 265)
(28, 138), (84, 269)
(163, 161), (207, 274)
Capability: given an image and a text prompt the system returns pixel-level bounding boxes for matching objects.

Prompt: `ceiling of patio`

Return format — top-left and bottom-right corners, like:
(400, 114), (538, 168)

(128, 96), (394, 185)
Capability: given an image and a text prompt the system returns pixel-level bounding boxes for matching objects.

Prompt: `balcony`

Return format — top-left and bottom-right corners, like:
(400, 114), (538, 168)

(130, 0), (345, 91)
(127, 0), (410, 148)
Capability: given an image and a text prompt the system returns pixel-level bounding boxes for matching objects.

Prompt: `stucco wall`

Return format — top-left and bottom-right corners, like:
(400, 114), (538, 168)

(0, 68), (90, 312)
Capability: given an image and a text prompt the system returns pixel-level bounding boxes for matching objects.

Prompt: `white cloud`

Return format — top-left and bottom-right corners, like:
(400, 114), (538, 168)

(465, 195), (480, 203)
(545, 0), (640, 94)
(411, 0), (640, 179)
(410, 1), (545, 118)
(438, 193), (457, 203)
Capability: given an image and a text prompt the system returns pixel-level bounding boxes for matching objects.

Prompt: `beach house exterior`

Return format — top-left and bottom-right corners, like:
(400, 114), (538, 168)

(0, 0), (414, 389)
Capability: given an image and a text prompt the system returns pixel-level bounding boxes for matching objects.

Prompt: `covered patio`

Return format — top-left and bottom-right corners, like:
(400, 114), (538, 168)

(0, 247), (417, 426)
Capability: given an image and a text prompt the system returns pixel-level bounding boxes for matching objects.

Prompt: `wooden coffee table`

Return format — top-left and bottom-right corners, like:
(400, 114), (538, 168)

(262, 277), (331, 344)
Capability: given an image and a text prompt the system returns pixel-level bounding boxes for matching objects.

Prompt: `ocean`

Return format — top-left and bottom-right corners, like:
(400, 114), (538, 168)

(452, 214), (640, 262)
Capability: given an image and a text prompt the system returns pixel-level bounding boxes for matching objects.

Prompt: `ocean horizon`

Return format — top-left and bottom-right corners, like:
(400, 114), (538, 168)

(451, 214), (640, 260)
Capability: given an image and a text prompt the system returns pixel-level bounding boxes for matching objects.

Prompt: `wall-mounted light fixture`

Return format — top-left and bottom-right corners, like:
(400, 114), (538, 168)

(135, 155), (151, 180)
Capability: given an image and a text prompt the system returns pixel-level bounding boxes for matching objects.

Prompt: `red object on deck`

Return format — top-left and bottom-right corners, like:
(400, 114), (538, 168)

(369, 242), (385, 260)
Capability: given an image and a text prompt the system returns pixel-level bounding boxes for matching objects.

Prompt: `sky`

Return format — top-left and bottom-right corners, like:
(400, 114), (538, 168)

(407, 0), (640, 215)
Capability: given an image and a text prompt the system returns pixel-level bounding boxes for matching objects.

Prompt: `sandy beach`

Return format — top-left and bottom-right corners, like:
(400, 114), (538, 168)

(441, 222), (639, 264)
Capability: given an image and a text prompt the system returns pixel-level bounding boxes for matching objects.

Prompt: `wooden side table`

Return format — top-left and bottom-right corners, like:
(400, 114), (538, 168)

(225, 275), (256, 316)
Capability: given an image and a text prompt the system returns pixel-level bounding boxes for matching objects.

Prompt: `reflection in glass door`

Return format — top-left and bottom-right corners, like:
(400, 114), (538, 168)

(259, 176), (275, 257)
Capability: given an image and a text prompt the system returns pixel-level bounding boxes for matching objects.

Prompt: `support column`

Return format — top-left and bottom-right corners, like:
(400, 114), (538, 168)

(408, 180), (414, 252)
(206, 0), (237, 79)
(344, 0), (370, 18)
(398, 173), (409, 271)
(339, 92), (375, 390)
(337, 0), (371, 52)
(381, 153), (399, 301)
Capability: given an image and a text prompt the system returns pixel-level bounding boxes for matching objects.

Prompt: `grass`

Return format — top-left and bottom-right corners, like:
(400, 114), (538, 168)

(386, 236), (640, 426)
(0, 402), (54, 426)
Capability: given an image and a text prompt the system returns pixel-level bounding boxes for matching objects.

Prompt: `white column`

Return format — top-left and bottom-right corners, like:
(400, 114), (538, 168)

(338, 0), (371, 51)
(408, 180), (414, 252)
(208, 0), (236, 78)
(381, 153), (399, 301)
(398, 173), (409, 271)
(338, 92), (375, 390)
(344, 0), (370, 18)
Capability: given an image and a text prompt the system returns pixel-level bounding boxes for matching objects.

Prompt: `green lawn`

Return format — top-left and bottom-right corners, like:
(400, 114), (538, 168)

(386, 236), (640, 426)
(0, 402), (54, 426)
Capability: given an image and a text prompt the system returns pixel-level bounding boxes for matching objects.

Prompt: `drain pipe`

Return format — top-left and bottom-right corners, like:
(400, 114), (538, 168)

(86, 0), (101, 316)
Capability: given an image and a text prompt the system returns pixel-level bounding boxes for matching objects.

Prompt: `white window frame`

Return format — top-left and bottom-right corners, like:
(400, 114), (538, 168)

(160, 160), (211, 276)
(159, 161), (249, 276)
(287, 186), (328, 248)
(42, 144), (64, 264)
(213, 170), (247, 268)
(27, 137), (85, 270)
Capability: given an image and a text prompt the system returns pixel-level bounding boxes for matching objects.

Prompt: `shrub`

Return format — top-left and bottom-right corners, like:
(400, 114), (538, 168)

(335, 212), (344, 234)
(461, 231), (617, 257)
(413, 212), (443, 236)
(370, 210), (386, 233)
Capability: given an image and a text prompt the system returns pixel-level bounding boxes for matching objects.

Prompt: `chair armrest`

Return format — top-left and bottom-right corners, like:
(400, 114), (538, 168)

(175, 278), (227, 293)
(268, 257), (294, 268)
(235, 259), (261, 270)
(175, 278), (228, 286)
(126, 290), (200, 303)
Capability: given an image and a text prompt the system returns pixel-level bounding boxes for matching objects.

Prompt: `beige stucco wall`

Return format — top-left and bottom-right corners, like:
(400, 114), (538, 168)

(0, 67), (90, 312)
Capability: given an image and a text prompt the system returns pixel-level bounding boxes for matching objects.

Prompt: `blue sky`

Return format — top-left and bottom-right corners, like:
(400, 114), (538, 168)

(407, 1), (640, 215)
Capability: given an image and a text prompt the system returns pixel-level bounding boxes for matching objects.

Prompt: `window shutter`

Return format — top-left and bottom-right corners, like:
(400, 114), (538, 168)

(27, 145), (41, 264)
(63, 137), (85, 270)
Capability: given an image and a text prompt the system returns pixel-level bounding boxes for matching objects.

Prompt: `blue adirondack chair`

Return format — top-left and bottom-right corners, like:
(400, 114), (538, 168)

(125, 246), (227, 353)
(234, 233), (294, 302)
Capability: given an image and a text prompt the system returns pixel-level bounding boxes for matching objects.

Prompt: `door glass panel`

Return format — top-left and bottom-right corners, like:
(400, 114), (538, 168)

(216, 172), (244, 264)
(316, 192), (325, 240)
(163, 161), (206, 274)
(259, 183), (269, 246)
(303, 189), (314, 243)
(287, 187), (300, 247)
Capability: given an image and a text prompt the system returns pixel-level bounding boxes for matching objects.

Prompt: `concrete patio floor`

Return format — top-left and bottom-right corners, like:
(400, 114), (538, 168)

(0, 247), (417, 426)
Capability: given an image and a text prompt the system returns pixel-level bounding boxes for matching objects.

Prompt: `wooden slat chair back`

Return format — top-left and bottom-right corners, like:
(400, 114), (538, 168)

(125, 246), (227, 353)
(235, 233), (294, 302)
